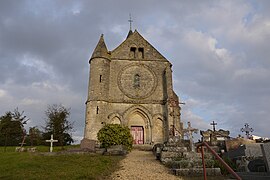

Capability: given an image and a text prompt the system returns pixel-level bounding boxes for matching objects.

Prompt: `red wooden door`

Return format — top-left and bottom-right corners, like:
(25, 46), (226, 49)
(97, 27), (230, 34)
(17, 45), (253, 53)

(131, 126), (144, 144)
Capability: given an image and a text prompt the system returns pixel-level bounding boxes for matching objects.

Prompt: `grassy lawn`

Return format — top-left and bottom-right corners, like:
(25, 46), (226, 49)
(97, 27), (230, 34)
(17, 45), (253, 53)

(0, 146), (123, 180)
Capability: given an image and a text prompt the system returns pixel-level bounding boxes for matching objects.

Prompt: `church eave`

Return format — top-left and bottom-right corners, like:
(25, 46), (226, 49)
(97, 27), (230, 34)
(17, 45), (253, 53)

(89, 56), (111, 63)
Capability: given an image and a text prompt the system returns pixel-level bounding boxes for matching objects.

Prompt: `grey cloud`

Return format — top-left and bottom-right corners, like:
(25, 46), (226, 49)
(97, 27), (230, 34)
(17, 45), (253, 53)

(0, 0), (270, 141)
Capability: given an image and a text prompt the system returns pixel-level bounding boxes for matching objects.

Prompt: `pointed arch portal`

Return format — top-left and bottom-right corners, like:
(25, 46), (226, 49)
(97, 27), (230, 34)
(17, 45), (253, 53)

(124, 105), (152, 144)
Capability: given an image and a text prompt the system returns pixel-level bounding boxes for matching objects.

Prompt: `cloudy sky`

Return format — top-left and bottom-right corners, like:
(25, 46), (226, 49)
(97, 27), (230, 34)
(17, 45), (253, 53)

(0, 0), (269, 143)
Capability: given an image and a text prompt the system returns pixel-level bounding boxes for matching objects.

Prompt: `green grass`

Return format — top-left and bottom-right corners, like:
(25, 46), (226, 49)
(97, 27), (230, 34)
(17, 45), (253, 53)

(0, 146), (123, 180)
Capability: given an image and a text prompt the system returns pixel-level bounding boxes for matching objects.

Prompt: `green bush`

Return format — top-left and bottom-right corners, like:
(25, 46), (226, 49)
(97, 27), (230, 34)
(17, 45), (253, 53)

(97, 124), (133, 151)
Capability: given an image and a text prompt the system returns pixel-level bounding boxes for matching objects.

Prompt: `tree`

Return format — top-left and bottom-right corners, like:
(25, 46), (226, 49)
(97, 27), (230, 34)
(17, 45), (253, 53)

(0, 108), (28, 151)
(43, 104), (74, 147)
(28, 126), (42, 146)
(97, 124), (133, 151)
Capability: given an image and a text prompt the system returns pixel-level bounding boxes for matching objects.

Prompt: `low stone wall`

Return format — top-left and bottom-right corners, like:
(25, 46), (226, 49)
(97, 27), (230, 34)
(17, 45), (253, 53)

(104, 145), (127, 155)
(173, 168), (221, 176)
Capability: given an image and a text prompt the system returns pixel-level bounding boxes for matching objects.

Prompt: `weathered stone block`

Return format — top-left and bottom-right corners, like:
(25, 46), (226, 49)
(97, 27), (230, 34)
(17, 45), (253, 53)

(161, 151), (182, 159)
(80, 138), (96, 151)
(163, 146), (187, 152)
(95, 148), (106, 155)
(106, 145), (127, 155)
(183, 152), (201, 158)
(262, 142), (270, 172)
(174, 168), (221, 176)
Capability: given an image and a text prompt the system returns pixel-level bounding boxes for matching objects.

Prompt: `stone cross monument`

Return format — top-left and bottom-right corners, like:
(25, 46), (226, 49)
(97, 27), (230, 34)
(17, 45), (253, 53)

(183, 122), (198, 152)
(46, 134), (58, 152)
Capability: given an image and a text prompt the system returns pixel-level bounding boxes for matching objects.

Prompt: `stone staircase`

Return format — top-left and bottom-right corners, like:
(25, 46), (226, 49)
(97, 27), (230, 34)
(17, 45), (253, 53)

(158, 137), (221, 176)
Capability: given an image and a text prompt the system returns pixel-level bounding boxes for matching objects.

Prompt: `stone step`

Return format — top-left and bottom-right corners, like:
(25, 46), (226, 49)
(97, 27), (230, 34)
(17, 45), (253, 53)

(236, 172), (270, 180)
(160, 151), (214, 161)
(162, 146), (187, 152)
(132, 144), (153, 151)
(173, 168), (221, 176)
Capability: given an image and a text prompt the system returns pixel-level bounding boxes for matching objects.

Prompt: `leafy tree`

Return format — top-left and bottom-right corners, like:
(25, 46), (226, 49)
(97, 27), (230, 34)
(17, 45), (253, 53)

(28, 126), (42, 146)
(97, 124), (133, 151)
(43, 104), (74, 147)
(0, 108), (28, 151)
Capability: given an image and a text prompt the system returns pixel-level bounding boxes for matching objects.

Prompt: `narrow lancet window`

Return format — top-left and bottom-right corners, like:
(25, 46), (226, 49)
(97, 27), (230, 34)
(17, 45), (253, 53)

(130, 47), (136, 58)
(138, 48), (144, 59)
(133, 74), (140, 88)
(99, 75), (102, 82)
(96, 106), (99, 114)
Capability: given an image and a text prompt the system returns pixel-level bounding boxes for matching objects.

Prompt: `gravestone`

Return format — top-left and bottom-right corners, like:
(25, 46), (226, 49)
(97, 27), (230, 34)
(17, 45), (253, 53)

(80, 138), (96, 151)
(245, 143), (263, 157)
(248, 159), (266, 172)
(261, 142), (270, 172)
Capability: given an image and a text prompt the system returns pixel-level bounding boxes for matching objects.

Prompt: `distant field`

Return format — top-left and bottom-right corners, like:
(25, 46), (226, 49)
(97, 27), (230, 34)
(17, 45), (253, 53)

(0, 146), (123, 179)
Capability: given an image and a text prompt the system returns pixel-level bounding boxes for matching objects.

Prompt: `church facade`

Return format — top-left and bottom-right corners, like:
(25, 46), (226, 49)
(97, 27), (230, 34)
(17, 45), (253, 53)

(83, 30), (183, 144)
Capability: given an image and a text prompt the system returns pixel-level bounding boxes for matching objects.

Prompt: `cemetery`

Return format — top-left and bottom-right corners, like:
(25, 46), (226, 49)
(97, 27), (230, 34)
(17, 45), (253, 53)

(3, 119), (270, 179)
(1, 2), (270, 179)
(0, 91), (268, 179)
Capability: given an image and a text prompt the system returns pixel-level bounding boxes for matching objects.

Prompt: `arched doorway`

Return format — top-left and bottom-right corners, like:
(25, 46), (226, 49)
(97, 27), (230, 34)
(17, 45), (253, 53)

(128, 113), (145, 144)
(124, 105), (152, 144)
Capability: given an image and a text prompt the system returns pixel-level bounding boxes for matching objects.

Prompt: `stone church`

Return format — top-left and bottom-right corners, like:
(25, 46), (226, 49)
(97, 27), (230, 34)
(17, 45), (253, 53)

(83, 29), (183, 145)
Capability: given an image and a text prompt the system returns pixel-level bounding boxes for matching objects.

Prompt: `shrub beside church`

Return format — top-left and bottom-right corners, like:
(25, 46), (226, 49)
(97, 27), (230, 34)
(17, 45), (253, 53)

(97, 124), (133, 151)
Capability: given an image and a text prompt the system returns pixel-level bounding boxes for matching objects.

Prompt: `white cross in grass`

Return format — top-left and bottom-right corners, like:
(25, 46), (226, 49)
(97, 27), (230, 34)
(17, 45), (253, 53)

(46, 134), (58, 152)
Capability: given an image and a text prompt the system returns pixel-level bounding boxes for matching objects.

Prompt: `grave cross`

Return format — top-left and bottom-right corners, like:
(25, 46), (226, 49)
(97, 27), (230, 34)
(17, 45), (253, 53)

(241, 123), (253, 139)
(183, 122), (198, 152)
(210, 121), (217, 131)
(46, 134), (58, 152)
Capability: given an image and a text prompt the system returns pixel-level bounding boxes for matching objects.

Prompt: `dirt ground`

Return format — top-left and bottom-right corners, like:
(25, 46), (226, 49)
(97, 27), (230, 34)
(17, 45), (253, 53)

(109, 150), (183, 180)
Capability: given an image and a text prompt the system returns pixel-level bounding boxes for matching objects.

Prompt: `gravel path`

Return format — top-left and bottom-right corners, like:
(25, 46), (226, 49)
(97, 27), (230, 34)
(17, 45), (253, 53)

(109, 150), (183, 180)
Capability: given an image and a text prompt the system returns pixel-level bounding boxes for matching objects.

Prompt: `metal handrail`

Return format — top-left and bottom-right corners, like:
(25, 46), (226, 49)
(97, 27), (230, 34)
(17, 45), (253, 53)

(198, 141), (242, 180)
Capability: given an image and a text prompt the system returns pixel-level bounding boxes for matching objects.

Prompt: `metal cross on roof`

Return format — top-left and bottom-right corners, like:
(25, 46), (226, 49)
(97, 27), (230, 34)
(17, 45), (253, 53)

(128, 13), (133, 31)
(241, 123), (254, 139)
(210, 121), (217, 131)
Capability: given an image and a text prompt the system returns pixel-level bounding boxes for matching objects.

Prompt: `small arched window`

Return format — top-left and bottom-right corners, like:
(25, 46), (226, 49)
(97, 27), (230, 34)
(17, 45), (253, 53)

(133, 74), (140, 88)
(130, 47), (136, 58)
(138, 48), (144, 59)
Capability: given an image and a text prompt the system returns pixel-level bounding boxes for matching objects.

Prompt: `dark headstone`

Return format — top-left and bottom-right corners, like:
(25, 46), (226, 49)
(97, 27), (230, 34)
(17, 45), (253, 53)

(80, 138), (96, 151)
(248, 159), (266, 172)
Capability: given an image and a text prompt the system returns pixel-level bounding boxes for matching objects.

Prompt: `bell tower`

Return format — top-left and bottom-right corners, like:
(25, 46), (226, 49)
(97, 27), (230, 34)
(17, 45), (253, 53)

(84, 34), (110, 140)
